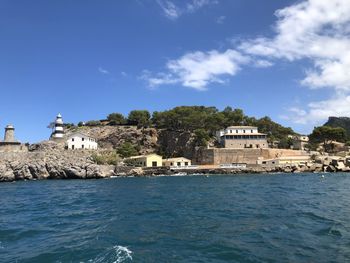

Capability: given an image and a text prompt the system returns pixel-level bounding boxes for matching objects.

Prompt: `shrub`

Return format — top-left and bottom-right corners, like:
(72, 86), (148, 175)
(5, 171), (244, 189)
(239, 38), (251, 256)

(127, 110), (151, 128)
(117, 142), (139, 158)
(107, 113), (126, 125)
(85, 120), (102, 126)
(91, 151), (120, 165)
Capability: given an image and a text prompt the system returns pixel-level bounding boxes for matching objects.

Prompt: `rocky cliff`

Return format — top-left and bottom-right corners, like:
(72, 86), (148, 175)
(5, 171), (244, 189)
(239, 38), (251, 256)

(66, 125), (203, 159)
(0, 141), (115, 182)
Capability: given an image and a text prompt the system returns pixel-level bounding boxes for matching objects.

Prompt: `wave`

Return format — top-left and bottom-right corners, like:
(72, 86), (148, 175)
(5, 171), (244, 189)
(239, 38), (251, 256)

(92, 245), (133, 263)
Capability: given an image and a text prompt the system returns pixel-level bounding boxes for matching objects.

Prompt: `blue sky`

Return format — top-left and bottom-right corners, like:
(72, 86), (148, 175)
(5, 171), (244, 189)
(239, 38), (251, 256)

(1, 0), (349, 143)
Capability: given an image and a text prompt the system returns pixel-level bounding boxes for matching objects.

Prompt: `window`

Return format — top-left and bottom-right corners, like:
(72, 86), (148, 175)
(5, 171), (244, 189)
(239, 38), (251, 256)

(251, 130), (253, 133)
(185, 162), (188, 166)
(82, 138), (85, 141)
(72, 145), (75, 150)
(152, 161), (157, 167)
(82, 145), (84, 149)
(72, 138), (74, 142)
(170, 162), (173, 166)
(236, 130), (238, 133)
(177, 162), (181, 166)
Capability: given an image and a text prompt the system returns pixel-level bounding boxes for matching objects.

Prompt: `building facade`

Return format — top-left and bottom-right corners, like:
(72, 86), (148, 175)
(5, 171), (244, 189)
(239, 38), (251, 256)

(292, 135), (309, 151)
(163, 157), (192, 167)
(66, 132), (98, 150)
(217, 126), (268, 149)
(126, 154), (163, 167)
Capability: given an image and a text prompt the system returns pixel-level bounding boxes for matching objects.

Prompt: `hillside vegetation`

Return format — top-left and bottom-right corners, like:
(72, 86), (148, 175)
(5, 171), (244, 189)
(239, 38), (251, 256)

(76, 106), (295, 142)
(65, 106), (297, 158)
(324, 117), (350, 138)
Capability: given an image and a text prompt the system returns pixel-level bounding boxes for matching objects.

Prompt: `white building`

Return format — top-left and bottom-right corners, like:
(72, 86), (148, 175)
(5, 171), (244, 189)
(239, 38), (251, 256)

(163, 157), (192, 167)
(66, 132), (98, 150)
(216, 126), (268, 149)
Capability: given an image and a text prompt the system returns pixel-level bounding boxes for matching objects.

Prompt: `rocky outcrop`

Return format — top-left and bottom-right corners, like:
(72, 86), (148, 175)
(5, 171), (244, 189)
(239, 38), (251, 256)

(0, 141), (115, 182)
(66, 126), (159, 154)
(66, 126), (206, 160)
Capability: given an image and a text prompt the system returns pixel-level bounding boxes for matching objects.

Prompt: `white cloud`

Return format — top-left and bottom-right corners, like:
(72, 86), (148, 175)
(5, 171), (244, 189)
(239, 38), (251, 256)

(157, 0), (217, 20)
(144, 49), (249, 90)
(156, 0), (180, 20)
(238, 0), (350, 124)
(284, 94), (350, 125)
(216, 15), (226, 24)
(98, 67), (109, 74)
(187, 0), (218, 13)
(149, 0), (350, 126)
(254, 60), (273, 68)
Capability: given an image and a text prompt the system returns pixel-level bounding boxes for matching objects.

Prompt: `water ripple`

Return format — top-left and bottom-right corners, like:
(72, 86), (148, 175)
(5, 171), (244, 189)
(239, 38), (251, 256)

(1, 174), (350, 262)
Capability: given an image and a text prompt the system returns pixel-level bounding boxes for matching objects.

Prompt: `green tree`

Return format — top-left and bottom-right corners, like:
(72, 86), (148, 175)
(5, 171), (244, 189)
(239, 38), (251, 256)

(117, 142), (139, 158)
(309, 126), (347, 152)
(194, 129), (211, 147)
(278, 137), (293, 149)
(85, 120), (101, 126)
(222, 107), (244, 127)
(107, 113), (126, 125)
(128, 110), (151, 128)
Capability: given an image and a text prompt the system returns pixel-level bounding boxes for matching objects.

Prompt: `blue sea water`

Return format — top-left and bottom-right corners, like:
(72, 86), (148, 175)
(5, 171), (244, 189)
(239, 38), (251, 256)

(1, 173), (350, 262)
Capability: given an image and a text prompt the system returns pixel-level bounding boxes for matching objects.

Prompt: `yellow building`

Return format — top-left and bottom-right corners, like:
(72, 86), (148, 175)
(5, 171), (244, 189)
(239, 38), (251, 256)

(126, 154), (163, 167)
(163, 157), (192, 167)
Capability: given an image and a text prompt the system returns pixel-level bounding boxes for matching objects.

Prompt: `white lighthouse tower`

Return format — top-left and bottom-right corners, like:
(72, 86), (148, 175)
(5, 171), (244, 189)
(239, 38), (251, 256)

(50, 113), (65, 141)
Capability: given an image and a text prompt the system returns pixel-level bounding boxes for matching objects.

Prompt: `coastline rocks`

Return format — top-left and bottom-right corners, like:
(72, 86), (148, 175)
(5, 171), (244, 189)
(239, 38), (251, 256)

(0, 143), (115, 182)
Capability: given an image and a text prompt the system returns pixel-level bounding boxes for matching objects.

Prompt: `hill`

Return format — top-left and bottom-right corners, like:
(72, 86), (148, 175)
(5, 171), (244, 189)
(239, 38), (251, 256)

(323, 117), (350, 138)
(65, 106), (297, 159)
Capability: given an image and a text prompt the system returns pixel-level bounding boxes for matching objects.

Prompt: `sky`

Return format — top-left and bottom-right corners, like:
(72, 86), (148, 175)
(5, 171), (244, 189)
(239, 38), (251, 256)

(1, 0), (350, 143)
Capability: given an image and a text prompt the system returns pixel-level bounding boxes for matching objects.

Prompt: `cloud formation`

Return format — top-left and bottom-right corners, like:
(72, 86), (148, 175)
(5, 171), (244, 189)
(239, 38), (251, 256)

(147, 0), (350, 125)
(98, 67), (110, 74)
(157, 0), (217, 20)
(238, 0), (350, 124)
(145, 49), (249, 90)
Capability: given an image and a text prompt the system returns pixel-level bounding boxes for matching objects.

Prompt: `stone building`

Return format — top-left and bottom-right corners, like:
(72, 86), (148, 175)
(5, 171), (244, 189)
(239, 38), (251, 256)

(291, 135), (309, 151)
(217, 126), (268, 149)
(0, 125), (27, 152)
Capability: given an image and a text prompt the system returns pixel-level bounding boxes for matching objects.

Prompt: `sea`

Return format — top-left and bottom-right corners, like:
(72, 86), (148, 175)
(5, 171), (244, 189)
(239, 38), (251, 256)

(1, 173), (350, 263)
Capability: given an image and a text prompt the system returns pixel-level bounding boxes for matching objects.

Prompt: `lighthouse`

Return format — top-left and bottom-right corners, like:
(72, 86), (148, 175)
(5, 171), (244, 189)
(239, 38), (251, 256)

(50, 113), (65, 140)
(4, 124), (17, 142)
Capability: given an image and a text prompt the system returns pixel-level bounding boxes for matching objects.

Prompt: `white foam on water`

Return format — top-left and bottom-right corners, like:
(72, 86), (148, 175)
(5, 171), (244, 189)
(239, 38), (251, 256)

(92, 245), (133, 263)
(113, 246), (133, 263)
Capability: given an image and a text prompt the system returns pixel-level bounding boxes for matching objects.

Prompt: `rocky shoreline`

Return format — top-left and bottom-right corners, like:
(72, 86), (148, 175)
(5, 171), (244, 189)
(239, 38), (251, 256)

(1, 161), (349, 183)
(1, 141), (349, 182)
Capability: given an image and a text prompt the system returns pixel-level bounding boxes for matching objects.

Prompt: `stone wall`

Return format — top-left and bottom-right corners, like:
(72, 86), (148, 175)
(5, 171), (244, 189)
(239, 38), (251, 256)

(0, 143), (28, 153)
(196, 148), (309, 165)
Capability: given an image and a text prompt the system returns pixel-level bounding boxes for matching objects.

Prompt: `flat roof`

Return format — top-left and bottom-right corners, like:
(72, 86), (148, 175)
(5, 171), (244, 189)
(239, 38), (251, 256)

(127, 153), (162, 159)
(67, 132), (96, 140)
(163, 157), (191, 162)
(226, 126), (258, 129)
(222, 132), (267, 136)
